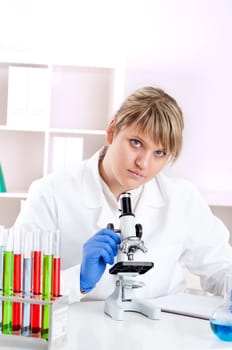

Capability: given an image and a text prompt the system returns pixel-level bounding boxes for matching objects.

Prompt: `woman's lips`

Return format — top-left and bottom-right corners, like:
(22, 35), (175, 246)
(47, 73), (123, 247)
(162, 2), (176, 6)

(128, 169), (144, 178)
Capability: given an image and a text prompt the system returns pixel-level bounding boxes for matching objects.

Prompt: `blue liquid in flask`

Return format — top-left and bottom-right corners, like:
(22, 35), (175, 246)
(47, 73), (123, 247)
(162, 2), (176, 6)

(210, 320), (232, 342)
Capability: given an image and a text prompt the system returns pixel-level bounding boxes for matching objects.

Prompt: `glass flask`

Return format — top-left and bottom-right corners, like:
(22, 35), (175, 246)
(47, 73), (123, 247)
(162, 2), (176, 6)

(210, 273), (232, 341)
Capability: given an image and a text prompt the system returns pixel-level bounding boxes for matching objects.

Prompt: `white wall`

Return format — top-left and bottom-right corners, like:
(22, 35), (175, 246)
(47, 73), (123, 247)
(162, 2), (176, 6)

(0, 0), (232, 232)
(123, 0), (232, 198)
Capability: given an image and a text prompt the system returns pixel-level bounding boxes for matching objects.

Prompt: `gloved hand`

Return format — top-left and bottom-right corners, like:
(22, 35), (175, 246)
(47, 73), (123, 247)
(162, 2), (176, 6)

(80, 229), (121, 292)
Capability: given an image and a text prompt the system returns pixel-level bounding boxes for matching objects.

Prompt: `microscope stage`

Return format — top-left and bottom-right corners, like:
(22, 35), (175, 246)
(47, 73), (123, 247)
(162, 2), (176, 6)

(109, 261), (154, 274)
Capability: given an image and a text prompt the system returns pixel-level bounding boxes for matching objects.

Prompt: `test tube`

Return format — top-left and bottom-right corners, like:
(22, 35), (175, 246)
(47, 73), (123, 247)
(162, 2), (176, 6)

(22, 231), (33, 336)
(41, 231), (53, 340)
(2, 228), (14, 334)
(12, 227), (22, 334)
(0, 225), (8, 333)
(52, 230), (61, 299)
(31, 231), (42, 337)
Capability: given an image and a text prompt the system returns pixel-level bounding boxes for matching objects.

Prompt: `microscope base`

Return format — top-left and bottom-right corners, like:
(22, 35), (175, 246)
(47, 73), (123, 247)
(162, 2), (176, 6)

(104, 274), (161, 321)
(105, 297), (161, 321)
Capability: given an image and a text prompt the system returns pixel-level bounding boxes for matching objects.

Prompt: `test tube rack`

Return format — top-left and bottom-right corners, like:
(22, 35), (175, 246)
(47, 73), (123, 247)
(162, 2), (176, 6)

(0, 294), (69, 350)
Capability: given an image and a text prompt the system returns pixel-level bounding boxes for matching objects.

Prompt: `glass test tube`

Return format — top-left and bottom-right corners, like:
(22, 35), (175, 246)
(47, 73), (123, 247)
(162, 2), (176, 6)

(12, 227), (22, 334)
(2, 228), (14, 334)
(31, 231), (42, 337)
(52, 230), (61, 299)
(22, 232), (33, 336)
(41, 231), (53, 340)
(0, 226), (8, 333)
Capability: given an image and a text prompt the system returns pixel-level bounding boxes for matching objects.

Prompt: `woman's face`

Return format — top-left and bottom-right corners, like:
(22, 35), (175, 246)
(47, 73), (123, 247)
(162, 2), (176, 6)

(100, 122), (169, 198)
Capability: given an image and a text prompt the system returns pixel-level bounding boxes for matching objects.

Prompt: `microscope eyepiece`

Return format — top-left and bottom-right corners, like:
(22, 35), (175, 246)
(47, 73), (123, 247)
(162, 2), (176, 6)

(120, 192), (132, 215)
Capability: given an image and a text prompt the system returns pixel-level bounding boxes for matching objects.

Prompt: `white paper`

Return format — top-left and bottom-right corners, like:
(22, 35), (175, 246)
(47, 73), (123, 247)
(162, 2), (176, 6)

(150, 292), (224, 320)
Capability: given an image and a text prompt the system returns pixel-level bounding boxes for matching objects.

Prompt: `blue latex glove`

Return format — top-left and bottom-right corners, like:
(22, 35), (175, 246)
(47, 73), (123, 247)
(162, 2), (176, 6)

(80, 229), (121, 292)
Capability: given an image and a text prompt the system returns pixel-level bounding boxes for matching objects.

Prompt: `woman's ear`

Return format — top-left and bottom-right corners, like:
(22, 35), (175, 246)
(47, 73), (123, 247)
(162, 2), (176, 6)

(105, 119), (115, 144)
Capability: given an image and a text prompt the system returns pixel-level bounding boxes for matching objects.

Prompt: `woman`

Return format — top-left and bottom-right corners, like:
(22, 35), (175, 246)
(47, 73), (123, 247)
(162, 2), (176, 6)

(15, 86), (232, 302)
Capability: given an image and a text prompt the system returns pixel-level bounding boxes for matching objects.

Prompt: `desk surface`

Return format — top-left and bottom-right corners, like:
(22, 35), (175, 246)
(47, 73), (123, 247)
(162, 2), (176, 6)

(66, 301), (232, 350)
(0, 300), (231, 349)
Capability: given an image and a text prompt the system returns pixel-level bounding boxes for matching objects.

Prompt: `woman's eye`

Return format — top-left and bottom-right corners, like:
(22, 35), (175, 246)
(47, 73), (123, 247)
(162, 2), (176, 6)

(130, 139), (141, 147)
(154, 150), (166, 158)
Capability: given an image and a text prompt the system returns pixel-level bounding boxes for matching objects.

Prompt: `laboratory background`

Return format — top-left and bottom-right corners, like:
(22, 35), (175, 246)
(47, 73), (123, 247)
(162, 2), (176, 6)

(0, 0), (232, 292)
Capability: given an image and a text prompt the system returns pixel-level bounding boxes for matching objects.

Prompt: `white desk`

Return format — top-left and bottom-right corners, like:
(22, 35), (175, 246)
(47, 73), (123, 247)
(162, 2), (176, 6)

(66, 301), (232, 350)
(0, 300), (231, 349)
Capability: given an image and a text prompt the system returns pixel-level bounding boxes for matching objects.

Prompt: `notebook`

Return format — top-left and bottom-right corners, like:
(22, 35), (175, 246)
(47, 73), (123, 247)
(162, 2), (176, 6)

(150, 292), (224, 320)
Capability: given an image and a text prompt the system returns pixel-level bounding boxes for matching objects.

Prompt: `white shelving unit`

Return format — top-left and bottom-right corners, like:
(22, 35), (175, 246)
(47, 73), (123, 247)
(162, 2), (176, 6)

(0, 55), (125, 227)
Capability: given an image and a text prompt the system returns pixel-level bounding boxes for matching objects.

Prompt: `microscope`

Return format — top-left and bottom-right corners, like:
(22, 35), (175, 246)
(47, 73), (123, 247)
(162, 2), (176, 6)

(104, 192), (161, 320)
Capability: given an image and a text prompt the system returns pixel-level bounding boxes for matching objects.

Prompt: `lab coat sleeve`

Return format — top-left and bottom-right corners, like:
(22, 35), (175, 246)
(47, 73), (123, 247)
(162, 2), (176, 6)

(15, 178), (59, 231)
(15, 178), (86, 303)
(181, 183), (232, 296)
(61, 265), (87, 303)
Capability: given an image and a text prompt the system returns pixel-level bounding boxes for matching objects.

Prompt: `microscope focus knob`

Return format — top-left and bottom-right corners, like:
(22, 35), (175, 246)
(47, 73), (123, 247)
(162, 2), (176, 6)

(107, 223), (115, 231)
(135, 224), (143, 239)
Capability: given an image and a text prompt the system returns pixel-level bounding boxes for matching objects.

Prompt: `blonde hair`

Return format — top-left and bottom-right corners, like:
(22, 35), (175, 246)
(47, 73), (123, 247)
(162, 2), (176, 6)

(113, 86), (184, 161)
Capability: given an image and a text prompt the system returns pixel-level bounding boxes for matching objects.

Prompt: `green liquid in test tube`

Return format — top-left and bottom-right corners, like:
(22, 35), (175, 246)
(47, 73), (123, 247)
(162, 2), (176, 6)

(0, 226), (8, 333)
(41, 232), (53, 340)
(0, 245), (3, 332)
(2, 228), (14, 334)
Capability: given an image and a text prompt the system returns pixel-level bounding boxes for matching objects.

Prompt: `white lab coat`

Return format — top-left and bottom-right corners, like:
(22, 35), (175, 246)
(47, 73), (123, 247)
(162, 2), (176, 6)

(15, 150), (232, 303)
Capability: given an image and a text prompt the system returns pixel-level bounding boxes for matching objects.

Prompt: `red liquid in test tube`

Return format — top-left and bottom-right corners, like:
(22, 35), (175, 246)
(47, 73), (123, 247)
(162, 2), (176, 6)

(12, 227), (22, 334)
(31, 232), (42, 337)
(52, 231), (61, 298)
(52, 257), (60, 298)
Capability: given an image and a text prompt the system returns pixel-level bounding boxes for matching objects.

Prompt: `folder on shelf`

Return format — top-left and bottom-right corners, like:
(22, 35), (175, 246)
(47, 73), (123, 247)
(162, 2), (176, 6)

(51, 136), (83, 172)
(0, 164), (6, 192)
(150, 292), (224, 320)
(7, 66), (51, 129)
(27, 67), (51, 129)
(7, 66), (28, 128)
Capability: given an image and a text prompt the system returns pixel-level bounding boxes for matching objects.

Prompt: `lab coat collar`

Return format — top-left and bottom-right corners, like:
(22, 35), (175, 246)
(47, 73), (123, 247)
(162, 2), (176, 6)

(81, 149), (167, 211)
(139, 175), (166, 208)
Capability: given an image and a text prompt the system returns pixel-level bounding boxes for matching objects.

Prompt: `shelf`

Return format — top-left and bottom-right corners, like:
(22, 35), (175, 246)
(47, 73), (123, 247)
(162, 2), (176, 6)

(0, 57), (124, 226)
(0, 125), (46, 132)
(49, 128), (106, 135)
(0, 126), (106, 135)
(0, 192), (27, 199)
(0, 131), (45, 193)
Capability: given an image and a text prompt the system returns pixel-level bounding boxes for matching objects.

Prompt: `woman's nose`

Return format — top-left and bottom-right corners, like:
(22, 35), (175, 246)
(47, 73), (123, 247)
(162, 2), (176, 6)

(135, 152), (151, 169)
